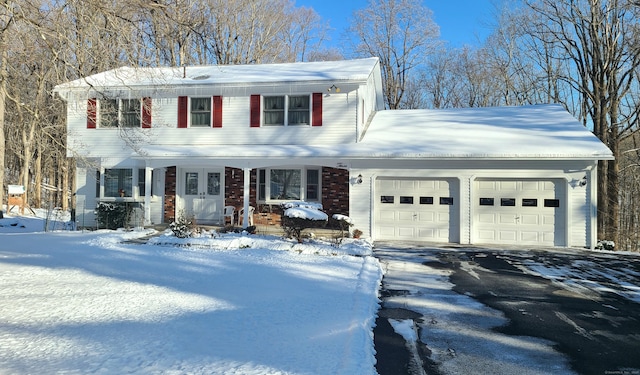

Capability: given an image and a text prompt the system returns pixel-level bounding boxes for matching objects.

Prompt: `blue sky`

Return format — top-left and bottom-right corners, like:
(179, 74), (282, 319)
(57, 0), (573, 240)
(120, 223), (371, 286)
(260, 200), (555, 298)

(296, 0), (495, 48)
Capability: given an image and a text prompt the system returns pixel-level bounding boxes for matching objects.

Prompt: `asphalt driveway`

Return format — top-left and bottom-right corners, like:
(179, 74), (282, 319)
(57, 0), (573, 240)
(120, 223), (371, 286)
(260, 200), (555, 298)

(373, 243), (640, 375)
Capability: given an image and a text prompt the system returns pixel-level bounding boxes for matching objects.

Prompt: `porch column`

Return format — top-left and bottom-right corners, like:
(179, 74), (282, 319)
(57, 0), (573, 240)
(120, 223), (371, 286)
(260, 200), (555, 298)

(144, 166), (152, 226)
(242, 167), (251, 228)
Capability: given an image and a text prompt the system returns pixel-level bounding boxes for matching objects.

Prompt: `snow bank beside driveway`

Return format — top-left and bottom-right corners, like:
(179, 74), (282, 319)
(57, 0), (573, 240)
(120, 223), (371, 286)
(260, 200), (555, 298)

(0, 219), (382, 375)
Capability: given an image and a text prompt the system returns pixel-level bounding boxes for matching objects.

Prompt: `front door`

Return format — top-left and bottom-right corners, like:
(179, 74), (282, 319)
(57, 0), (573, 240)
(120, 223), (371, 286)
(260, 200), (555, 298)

(182, 169), (224, 224)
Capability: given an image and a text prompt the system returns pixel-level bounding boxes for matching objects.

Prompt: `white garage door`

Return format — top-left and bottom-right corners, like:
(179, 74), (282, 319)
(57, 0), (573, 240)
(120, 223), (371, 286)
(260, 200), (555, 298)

(474, 179), (565, 246)
(375, 178), (459, 242)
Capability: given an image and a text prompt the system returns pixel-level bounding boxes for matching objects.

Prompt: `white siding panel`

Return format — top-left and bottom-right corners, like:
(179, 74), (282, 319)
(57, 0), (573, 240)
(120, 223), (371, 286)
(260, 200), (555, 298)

(67, 93), (358, 158)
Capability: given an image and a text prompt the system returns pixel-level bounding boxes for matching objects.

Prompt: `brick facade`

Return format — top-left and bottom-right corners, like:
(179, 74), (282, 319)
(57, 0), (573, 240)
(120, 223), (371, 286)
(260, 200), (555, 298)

(321, 167), (350, 218)
(163, 166), (177, 223)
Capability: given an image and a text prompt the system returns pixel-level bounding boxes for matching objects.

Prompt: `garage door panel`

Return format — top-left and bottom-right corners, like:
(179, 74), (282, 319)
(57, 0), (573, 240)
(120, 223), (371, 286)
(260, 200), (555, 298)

(498, 214), (517, 224)
(417, 211), (436, 223)
(521, 231), (540, 242)
(478, 213), (496, 224)
(520, 214), (539, 225)
(398, 211), (416, 221)
(499, 231), (518, 241)
(378, 210), (396, 221)
(500, 181), (518, 190)
(477, 230), (495, 241)
(397, 227), (415, 237)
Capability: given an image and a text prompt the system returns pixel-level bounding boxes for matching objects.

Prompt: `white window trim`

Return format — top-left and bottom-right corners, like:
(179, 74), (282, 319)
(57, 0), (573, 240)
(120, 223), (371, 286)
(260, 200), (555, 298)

(99, 168), (159, 202)
(189, 97), (212, 127)
(257, 167), (321, 204)
(97, 98), (142, 128)
(262, 94), (311, 127)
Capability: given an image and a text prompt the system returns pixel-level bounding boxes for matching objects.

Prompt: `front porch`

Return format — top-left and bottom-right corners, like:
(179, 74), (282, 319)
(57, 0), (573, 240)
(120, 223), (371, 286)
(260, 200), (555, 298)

(161, 165), (351, 228)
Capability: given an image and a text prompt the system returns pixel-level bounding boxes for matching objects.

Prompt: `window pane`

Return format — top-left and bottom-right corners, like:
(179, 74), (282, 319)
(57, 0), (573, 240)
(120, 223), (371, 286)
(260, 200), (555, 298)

(544, 199), (560, 207)
(479, 198), (494, 206)
(501, 198), (516, 207)
(306, 169), (319, 201)
(522, 198), (538, 207)
(100, 99), (118, 128)
(440, 197), (454, 205)
(104, 169), (132, 197)
(138, 169), (145, 196)
(264, 96), (285, 126)
(185, 172), (199, 195)
(420, 196), (433, 204)
(191, 98), (211, 127)
(270, 169), (301, 200)
(288, 95), (310, 125)
(381, 196), (394, 203)
(207, 172), (220, 195)
(121, 99), (140, 127)
(400, 196), (414, 204)
(258, 169), (266, 200)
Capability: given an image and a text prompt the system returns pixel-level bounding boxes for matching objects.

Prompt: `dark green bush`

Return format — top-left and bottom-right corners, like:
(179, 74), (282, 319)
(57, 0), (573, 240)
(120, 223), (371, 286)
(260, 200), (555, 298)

(95, 202), (133, 230)
(281, 215), (327, 243)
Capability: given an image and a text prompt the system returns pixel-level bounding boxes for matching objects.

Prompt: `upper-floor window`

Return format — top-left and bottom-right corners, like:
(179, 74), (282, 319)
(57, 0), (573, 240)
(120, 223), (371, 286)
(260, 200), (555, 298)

(87, 98), (151, 129)
(177, 96), (222, 128)
(264, 95), (310, 126)
(250, 93), (321, 128)
(191, 97), (211, 127)
(101, 99), (141, 128)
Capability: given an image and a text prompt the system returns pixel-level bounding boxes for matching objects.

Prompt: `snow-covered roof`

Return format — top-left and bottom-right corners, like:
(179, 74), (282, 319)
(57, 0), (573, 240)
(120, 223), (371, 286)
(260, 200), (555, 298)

(54, 58), (380, 93)
(357, 104), (613, 160)
(137, 104), (612, 162)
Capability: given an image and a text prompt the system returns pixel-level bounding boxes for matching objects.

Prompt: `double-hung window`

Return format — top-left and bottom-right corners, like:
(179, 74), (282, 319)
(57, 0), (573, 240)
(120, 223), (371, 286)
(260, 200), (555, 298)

(190, 97), (211, 127)
(263, 95), (310, 126)
(99, 99), (141, 128)
(257, 167), (320, 202)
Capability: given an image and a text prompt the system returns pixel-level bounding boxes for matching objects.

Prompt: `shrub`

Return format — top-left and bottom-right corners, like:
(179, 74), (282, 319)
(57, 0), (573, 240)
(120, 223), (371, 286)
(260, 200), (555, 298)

(95, 202), (133, 230)
(169, 212), (197, 238)
(596, 240), (615, 251)
(330, 214), (353, 245)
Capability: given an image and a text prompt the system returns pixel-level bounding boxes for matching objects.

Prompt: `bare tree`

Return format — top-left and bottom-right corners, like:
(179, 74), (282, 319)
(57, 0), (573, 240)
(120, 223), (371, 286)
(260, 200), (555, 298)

(523, 0), (640, 248)
(347, 0), (441, 109)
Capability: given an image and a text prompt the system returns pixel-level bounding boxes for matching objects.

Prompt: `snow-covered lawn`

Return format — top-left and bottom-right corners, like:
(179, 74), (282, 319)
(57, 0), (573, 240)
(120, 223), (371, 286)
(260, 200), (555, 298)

(0, 211), (382, 374)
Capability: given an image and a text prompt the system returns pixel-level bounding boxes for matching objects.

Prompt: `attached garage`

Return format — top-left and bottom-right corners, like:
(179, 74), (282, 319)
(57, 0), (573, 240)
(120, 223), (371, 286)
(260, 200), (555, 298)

(374, 178), (459, 242)
(474, 179), (566, 246)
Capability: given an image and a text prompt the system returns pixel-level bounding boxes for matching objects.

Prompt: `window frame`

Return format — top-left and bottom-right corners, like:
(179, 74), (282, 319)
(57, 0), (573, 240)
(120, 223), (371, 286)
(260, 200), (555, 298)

(190, 97), (212, 127)
(256, 167), (321, 203)
(98, 99), (142, 128)
(262, 94), (311, 126)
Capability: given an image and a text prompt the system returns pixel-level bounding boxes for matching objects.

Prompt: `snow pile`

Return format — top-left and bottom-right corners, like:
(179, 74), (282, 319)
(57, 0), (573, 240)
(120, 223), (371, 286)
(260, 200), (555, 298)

(0, 211), (382, 374)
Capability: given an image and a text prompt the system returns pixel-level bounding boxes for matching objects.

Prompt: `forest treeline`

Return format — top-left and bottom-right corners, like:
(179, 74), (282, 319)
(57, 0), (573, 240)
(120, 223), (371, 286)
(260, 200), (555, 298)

(1, 0), (639, 250)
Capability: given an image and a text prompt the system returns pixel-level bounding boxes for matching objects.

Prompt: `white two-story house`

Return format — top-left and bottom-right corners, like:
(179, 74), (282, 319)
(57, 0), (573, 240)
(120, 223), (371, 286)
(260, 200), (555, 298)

(54, 57), (613, 248)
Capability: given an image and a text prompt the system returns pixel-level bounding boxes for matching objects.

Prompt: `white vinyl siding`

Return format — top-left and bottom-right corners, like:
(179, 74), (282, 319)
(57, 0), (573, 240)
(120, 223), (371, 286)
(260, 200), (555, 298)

(67, 93), (357, 157)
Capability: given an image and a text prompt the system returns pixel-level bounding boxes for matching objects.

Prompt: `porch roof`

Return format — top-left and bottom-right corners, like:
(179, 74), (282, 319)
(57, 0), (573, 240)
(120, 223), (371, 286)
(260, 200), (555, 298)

(134, 104), (612, 164)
